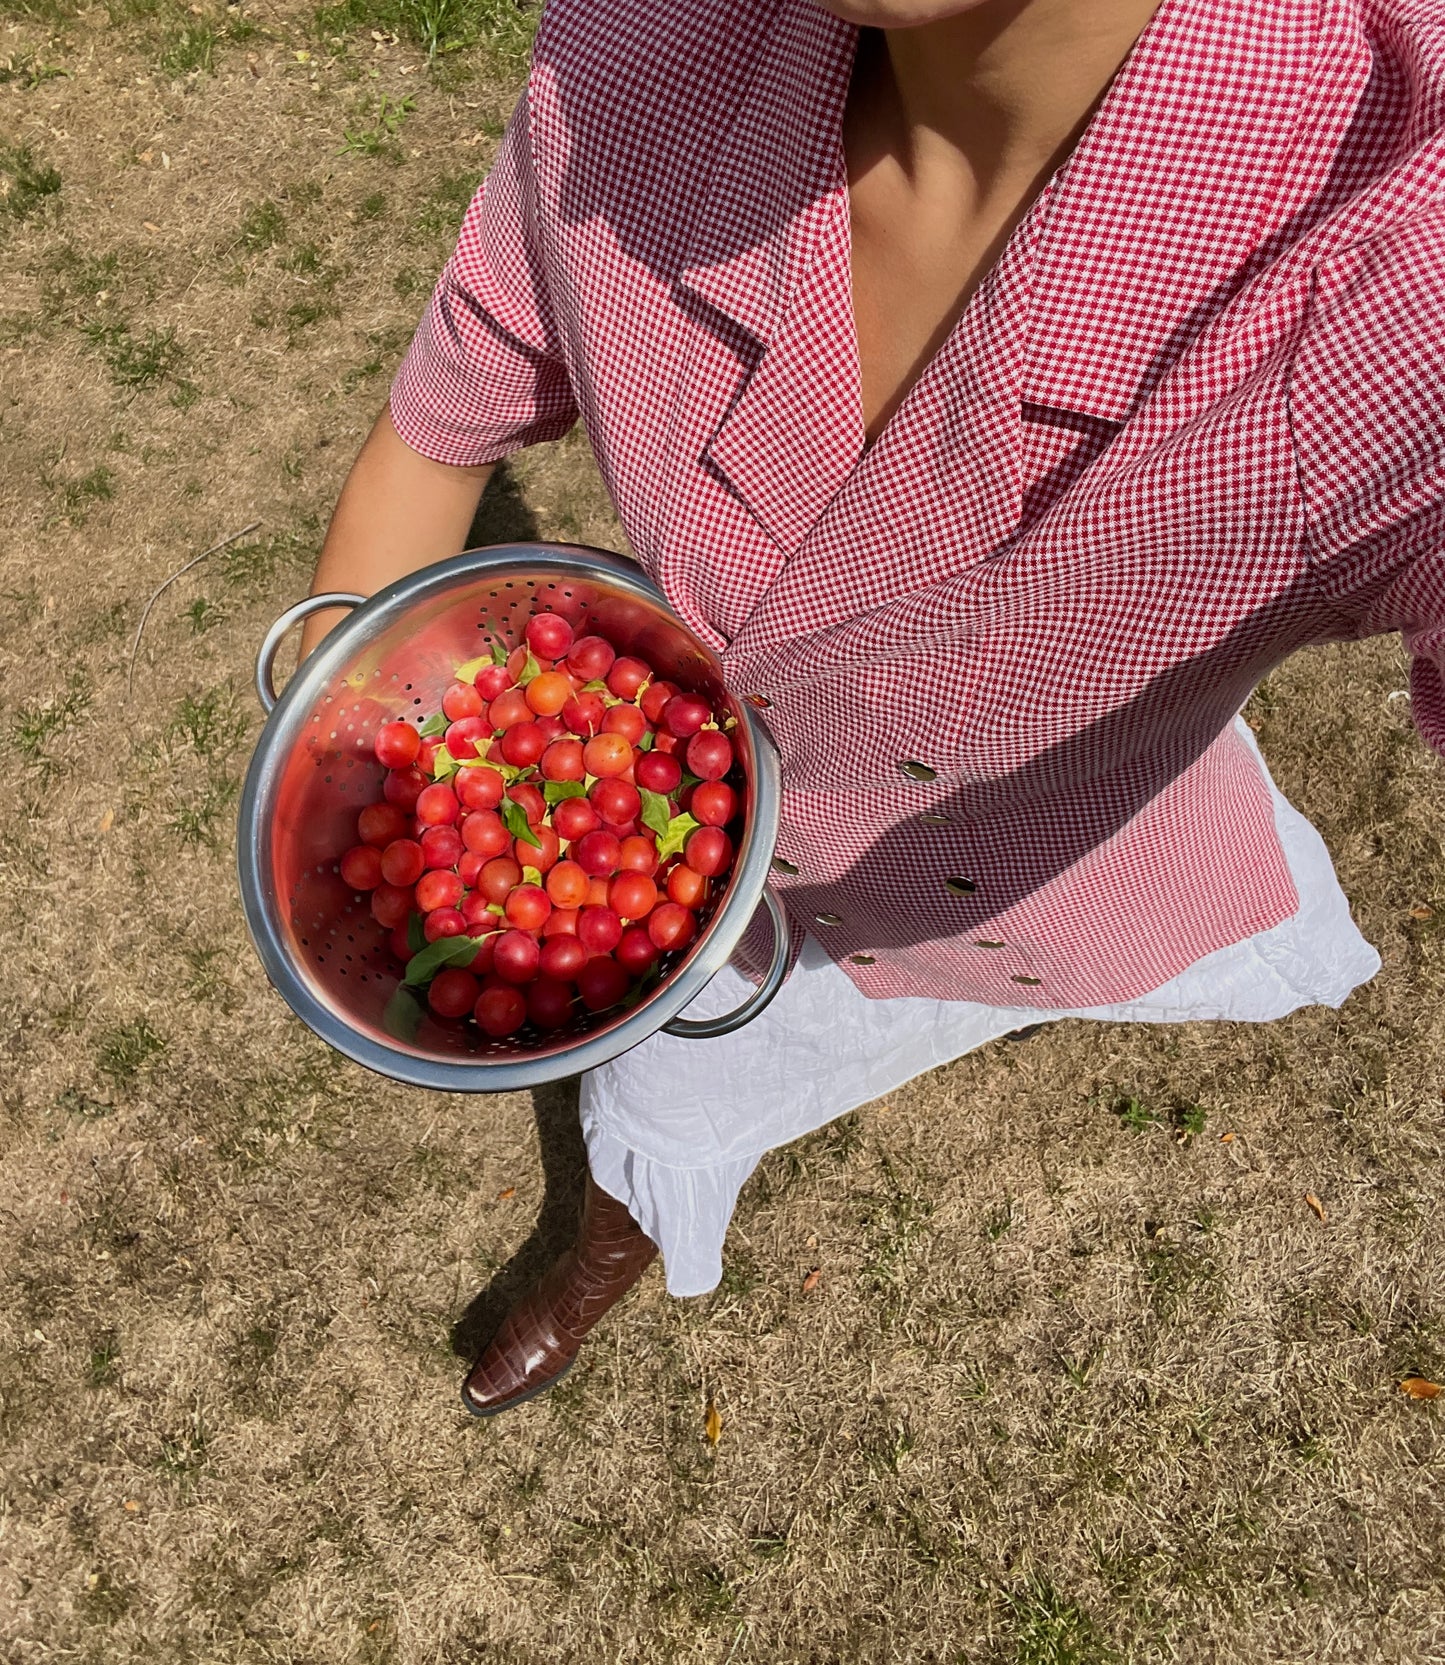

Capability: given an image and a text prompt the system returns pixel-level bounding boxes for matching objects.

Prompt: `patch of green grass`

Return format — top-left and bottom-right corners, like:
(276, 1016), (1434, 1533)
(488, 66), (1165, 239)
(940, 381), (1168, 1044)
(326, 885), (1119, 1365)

(985, 1194), (1015, 1241)
(279, 241), (327, 277)
(287, 296), (342, 337)
(86, 1331), (122, 1388)
(0, 143), (62, 221)
(169, 777), (241, 847)
(339, 93), (415, 159)
(219, 526), (314, 589)
(104, 0), (163, 21)
(55, 1087), (115, 1121)
(317, 0), (538, 65)
(156, 1407), (209, 1493)
(81, 319), (183, 390)
(40, 461), (115, 525)
(40, 246), (122, 317)
(1003, 1576), (1117, 1665)
(1140, 1233), (1220, 1322)
(356, 189), (387, 220)
(0, 0), (83, 22)
(170, 684), (248, 760)
(392, 264), (432, 299)
(1106, 1088), (1207, 1143)
(158, 19), (218, 76)
(864, 1416), (917, 1475)
(163, 684), (247, 847)
(1058, 1342), (1104, 1389)
(238, 198), (286, 251)
(0, 311), (41, 345)
(857, 1151), (934, 1307)
(7, 670), (91, 761)
(96, 1017), (164, 1089)
(0, 50), (69, 88)
(185, 596), (223, 634)
(415, 170), (475, 235)
(1113, 1093), (1159, 1135)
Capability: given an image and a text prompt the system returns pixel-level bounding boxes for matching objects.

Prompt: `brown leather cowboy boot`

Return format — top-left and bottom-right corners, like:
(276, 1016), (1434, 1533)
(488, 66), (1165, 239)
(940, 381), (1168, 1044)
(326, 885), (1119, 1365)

(460, 1172), (657, 1416)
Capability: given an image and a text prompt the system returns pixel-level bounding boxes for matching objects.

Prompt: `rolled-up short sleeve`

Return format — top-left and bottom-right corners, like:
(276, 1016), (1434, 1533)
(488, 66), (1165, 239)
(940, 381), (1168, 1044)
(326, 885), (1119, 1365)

(1290, 210), (1445, 757)
(389, 92), (579, 467)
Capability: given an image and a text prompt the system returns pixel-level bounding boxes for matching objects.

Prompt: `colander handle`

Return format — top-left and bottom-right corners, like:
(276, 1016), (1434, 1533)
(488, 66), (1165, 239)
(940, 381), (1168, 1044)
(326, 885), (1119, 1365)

(662, 889), (792, 1040)
(255, 592), (366, 713)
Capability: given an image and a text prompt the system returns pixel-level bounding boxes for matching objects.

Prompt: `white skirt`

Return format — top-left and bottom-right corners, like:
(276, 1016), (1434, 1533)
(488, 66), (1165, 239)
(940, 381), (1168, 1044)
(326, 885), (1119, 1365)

(580, 722), (1381, 1296)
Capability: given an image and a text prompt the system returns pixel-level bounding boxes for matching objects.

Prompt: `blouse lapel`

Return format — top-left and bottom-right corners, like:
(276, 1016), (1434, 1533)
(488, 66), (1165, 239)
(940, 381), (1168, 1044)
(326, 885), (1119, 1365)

(725, 0), (1368, 655)
(1018, 0), (1367, 423)
(660, 2), (863, 562)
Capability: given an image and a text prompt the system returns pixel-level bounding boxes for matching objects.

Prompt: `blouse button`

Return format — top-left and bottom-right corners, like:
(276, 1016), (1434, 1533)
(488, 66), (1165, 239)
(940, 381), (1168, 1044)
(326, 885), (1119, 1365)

(849, 953), (876, 964)
(920, 813), (953, 826)
(899, 760), (936, 782)
(771, 857), (800, 875)
(744, 692), (772, 709)
(944, 876), (977, 896)
(975, 939), (1006, 949)
(815, 912), (844, 926)
(1011, 974), (1043, 986)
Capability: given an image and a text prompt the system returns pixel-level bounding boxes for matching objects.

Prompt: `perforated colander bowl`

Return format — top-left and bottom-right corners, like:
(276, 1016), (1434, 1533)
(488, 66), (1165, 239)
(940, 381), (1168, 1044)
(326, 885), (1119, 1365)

(237, 544), (789, 1092)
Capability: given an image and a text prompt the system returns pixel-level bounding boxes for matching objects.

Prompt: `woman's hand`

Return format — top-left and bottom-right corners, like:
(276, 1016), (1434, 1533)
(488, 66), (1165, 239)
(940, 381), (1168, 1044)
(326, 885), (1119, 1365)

(299, 406), (496, 660)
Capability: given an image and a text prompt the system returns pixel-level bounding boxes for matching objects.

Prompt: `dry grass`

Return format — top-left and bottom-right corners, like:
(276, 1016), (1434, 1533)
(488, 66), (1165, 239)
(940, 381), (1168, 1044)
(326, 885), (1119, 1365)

(2, 5), (1444, 1662)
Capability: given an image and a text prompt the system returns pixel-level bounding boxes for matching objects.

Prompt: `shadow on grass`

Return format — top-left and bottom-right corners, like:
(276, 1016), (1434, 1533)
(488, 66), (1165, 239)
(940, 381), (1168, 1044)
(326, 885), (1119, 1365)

(464, 460), (541, 550)
(448, 1072), (587, 1362)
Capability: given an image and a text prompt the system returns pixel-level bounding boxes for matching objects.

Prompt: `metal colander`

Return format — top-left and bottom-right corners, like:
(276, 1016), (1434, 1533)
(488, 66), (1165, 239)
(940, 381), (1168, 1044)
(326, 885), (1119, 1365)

(237, 543), (788, 1091)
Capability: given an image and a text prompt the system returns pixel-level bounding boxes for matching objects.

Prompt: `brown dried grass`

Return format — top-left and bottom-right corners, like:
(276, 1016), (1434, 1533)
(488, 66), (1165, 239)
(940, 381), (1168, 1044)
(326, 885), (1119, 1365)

(2, 7), (1443, 1662)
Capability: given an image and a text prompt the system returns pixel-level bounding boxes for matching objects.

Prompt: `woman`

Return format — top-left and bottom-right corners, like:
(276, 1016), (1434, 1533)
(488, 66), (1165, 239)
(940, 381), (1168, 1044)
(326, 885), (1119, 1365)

(303, 0), (1445, 1415)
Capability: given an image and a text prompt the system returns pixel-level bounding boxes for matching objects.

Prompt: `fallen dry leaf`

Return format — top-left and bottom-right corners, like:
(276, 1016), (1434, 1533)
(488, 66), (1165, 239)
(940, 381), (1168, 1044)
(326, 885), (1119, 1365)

(99, 807), (114, 833)
(142, 221), (159, 232)
(1400, 1376), (1442, 1400)
(122, 1499), (139, 1512)
(1410, 904), (1435, 920)
(1305, 1192), (1327, 1222)
(704, 1400), (722, 1446)
(496, 1186), (516, 1201)
(801, 1268), (821, 1295)
(1219, 1131), (1236, 1144)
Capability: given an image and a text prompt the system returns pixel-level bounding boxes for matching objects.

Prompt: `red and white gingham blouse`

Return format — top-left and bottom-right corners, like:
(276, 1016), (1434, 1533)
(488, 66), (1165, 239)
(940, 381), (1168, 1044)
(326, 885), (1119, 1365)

(391, 0), (1445, 1008)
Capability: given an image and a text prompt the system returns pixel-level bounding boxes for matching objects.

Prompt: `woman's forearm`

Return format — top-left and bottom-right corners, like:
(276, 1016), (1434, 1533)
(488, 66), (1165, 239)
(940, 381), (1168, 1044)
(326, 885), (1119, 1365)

(299, 406), (496, 658)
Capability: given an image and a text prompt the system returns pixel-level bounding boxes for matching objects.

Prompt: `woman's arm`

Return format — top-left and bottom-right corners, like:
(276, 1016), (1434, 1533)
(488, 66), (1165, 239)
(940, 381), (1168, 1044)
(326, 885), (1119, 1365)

(299, 406), (496, 658)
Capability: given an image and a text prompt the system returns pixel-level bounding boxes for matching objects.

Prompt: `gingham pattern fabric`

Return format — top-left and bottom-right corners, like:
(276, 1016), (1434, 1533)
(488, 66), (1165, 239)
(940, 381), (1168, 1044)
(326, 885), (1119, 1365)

(390, 0), (1445, 1009)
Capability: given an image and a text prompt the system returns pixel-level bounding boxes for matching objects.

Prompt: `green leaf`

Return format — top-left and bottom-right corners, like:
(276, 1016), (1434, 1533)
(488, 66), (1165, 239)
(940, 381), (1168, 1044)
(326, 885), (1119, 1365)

(418, 710), (447, 738)
(638, 788), (672, 838)
(657, 811), (700, 863)
(580, 679), (609, 693)
(680, 770), (703, 791)
(458, 754), (501, 771)
(406, 911), (427, 955)
(521, 865), (543, 887)
(487, 902), (506, 916)
(453, 654), (491, 683)
(382, 984), (423, 1042)
(402, 932), (485, 987)
(638, 730), (655, 752)
(516, 649), (542, 687)
(501, 797), (542, 849)
(490, 641), (508, 668)
(430, 744), (459, 781)
(543, 779), (588, 806)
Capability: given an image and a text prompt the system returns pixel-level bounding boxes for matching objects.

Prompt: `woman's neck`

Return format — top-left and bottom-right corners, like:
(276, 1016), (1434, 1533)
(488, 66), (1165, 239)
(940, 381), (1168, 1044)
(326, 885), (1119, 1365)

(863, 0), (1167, 199)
